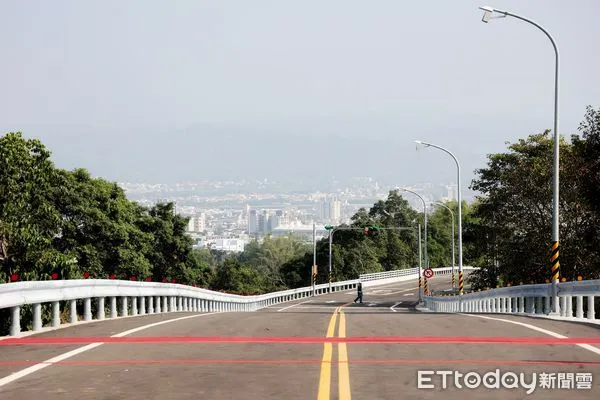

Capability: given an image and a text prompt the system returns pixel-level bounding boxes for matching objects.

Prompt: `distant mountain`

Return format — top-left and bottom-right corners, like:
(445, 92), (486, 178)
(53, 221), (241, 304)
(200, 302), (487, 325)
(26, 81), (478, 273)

(5, 116), (506, 190)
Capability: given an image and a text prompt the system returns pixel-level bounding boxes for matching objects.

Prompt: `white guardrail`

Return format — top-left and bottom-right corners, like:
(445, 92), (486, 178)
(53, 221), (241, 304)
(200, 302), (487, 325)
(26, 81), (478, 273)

(423, 279), (599, 322)
(0, 267), (433, 337)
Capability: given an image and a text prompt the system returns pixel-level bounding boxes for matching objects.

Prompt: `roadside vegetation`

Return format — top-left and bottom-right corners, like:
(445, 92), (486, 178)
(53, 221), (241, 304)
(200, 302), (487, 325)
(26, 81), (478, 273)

(1, 105), (598, 303)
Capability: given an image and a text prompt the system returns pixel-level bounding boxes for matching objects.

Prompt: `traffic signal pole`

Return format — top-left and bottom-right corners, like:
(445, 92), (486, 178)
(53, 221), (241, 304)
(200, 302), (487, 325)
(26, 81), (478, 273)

(325, 225), (418, 294)
(328, 230), (333, 293)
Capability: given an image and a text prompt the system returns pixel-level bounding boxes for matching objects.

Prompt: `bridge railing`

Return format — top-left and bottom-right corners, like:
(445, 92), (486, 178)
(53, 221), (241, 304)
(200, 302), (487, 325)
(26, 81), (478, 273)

(422, 279), (599, 322)
(359, 266), (478, 286)
(0, 267), (421, 337)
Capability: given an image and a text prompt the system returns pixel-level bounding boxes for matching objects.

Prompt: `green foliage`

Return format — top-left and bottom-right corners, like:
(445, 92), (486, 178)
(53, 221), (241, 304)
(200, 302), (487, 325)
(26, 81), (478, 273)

(0, 132), (207, 287)
(468, 106), (600, 289)
(210, 258), (265, 294)
(0, 132), (63, 281)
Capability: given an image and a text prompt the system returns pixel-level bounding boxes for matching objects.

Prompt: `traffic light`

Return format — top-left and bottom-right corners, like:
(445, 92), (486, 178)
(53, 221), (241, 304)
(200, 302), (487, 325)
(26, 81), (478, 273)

(324, 225), (334, 230)
(363, 225), (381, 234)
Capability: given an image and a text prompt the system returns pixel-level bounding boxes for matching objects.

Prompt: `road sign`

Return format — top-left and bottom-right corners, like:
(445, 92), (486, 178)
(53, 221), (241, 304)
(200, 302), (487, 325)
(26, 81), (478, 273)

(423, 268), (434, 279)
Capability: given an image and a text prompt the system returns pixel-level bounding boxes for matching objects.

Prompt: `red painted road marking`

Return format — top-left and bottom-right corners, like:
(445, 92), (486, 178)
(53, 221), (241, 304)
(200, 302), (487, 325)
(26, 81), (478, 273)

(2, 336), (600, 345)
(0, 359), (600, 366)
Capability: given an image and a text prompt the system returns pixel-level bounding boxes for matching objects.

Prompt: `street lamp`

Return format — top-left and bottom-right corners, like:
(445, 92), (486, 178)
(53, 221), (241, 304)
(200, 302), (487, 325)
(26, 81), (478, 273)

(399, 188), (428, 302)
(325, 224), (412, 294)
(414, 141), (463, 295)
(478, 6), (560, 313)
(399, 188), (428, 269)
(312, 222), (317, 296)
(382, 209), (423, 299)
(429, 201), (456, 289)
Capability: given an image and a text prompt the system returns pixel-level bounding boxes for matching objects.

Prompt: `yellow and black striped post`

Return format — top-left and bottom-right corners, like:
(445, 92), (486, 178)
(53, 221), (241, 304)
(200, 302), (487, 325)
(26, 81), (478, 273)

(551, 241), (560, 282)
(424, 277), (429, 296)
(313, 272), (318, 285)
(328, 272), (333, 284)
(458, 271), (464, 295)
(451, 273), (455, 289)
(418, 276), (422, 294)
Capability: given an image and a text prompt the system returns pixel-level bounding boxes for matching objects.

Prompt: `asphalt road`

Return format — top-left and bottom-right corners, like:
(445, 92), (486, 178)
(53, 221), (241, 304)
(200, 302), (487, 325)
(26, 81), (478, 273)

(0, 273), (598, 399)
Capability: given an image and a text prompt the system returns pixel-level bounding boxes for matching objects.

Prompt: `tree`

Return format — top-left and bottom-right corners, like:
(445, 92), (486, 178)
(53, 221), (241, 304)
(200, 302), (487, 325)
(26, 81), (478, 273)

(0, 132), (63, 282)
(211, 258), (265, 294)
(469, 126), (600, 289)
(51, 168), (154, 279)
(138, 202), (197, 283)
(574, 106), (600, 212)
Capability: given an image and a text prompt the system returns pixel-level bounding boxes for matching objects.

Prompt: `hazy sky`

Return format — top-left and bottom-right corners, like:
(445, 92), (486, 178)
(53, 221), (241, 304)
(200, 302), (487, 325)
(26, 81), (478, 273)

(1, 0), (598, 189)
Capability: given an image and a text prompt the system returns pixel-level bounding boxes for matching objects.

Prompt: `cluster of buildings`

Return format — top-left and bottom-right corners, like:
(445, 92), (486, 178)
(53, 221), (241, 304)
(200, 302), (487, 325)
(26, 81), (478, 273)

(183, 198), (345, 252)
(119, 178), (467, 254)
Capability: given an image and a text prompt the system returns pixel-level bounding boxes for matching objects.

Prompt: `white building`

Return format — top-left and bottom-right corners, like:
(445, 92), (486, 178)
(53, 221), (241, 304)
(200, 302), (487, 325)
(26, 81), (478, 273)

(187, 212), (206, 233)
(209, 238), (246, 252)
(443, 185), (458, 202)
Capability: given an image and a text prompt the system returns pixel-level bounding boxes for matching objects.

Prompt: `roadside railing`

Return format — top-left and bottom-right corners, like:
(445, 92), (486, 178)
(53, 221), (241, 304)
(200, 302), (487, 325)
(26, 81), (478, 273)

(359, 266), (478, 286)
(422, 279), (599, 322)
(0, 266), (425, 337)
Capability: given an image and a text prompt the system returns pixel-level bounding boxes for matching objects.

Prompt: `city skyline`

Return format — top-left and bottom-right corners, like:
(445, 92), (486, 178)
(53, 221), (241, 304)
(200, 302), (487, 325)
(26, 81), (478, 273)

(137, 177), (462, 253)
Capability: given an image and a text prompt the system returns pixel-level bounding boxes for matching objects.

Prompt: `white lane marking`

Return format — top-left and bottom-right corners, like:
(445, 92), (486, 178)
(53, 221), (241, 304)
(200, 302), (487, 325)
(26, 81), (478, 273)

(0, 313), (216, 388)
(403, 293), (414, 296)
(462, 314), (600, 357)
(367, 287), (417, 296)
(276, 300), (313, 312)
(390, 302), (402, 312)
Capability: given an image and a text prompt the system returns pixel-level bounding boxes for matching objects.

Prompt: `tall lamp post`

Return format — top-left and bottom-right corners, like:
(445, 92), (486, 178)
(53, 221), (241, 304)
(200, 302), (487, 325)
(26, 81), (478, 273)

(399, 188), (428, 302)
(324, 224), (418, 295)
(414, 141), (463, 296)
(429, 201), (456, 289)
(478, 5), (560, 313)
(383, 210), (423, 301)
(400, 189), (428, 269)
(312, 222), (316, 297)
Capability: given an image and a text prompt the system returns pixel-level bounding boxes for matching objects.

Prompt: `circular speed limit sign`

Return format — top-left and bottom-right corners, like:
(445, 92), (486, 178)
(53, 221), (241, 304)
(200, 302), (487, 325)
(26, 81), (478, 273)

(423, 268), (434, 279)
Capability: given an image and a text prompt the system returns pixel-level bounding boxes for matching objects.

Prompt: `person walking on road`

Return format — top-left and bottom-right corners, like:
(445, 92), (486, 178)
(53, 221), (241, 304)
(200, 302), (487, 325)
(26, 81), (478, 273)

(354, 282), (363, 304)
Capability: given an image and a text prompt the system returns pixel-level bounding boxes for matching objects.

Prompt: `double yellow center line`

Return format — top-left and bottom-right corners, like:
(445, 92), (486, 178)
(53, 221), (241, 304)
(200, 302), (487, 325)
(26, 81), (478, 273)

(317, 306), (351, 400)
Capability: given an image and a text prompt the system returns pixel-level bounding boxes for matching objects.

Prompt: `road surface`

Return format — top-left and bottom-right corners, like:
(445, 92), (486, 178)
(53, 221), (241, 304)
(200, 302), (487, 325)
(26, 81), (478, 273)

(0, 273), (598, 399)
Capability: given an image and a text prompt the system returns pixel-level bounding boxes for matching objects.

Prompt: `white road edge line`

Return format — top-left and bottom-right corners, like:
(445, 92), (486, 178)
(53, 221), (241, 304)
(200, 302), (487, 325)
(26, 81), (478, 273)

(0, 313), (216, 388)
(276, 300), (313, 312)
(461, 313), (600, 357)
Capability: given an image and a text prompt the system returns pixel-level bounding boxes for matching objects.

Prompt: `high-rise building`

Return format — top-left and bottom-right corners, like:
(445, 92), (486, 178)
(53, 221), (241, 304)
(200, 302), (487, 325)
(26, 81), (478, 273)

(248, 210), (258, 234)
(258, 210), (269, 234)
(321, 198), (342, 224)
(268, 213), (280, 231)
(330, 198), (341, 224)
